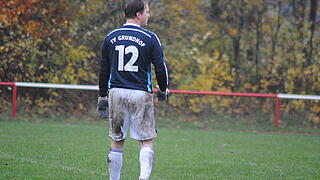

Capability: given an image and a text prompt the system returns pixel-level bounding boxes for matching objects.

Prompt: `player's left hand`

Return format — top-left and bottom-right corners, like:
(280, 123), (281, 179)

(97, 96), (108, 118)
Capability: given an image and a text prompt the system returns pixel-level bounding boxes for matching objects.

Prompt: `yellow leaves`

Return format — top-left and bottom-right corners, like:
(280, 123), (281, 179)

(260, 79), (270, 90)
(194, 75), (213, 91)
(78, 69), (85, 78)
(54, 58), (64, 66)
(0, 0), (40, 26)
(309, 102), (320, 124)
(224, 76), (233, 82)
(50, 76), (60, 84)
(170, 46), (236, 113)
(217, 87), (231, 93)
(291, 100), (305, 111)
(25, 20), (41, 37)
(79, 103), (84, 110)
(219, 98), (232, 108)
(244, 82), (257, 91)
(49, 45), (97, 84)
(295, 53), (305, 62)
(244, 82), (251, 89)
(188, 98), (202, 113)
(228, 28), (238, 37)
(261, 23), (270, 34)
(0, 15), (8, 27)
(311, 116), (320, 124)
(311, 106), (320, 113)
(34, 97), (57, 116)
(0, 46), (5, 52)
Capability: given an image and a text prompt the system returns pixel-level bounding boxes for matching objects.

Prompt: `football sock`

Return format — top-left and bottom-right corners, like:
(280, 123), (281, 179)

(139, 145), (154, 180)
(107, 148), (123, 180)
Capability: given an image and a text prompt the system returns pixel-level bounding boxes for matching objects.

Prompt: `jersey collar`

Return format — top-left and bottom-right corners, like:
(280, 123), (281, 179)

(124, 23), (140, 27)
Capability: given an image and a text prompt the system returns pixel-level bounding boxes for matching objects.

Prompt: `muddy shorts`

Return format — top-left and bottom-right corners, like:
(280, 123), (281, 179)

(108, 88), (157, 141)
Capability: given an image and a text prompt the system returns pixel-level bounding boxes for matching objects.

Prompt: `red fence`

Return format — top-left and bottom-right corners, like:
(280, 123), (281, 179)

(1, 82), (320, 127)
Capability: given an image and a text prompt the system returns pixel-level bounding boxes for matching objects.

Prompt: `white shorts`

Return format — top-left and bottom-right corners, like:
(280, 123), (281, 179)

(108, 88), (157, 141)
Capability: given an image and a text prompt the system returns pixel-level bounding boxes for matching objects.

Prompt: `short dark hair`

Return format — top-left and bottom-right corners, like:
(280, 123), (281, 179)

(124, 0), (148, 19)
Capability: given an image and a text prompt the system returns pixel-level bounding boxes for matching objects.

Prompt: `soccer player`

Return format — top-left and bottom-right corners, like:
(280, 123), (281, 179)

(97, 0), (169, 179)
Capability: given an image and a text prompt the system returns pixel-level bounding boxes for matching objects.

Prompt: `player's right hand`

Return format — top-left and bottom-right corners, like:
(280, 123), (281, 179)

(97, 96), (108, 118)
(156, 86), (169, 102)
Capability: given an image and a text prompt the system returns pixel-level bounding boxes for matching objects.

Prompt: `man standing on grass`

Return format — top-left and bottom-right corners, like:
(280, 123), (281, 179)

(97, 0), (169, 179)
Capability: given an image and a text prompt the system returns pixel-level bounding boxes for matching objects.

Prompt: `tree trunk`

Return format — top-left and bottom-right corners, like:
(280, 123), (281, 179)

(233, 36), (241, 90)
(255, 12), (262, 90)
(232, 0), (244, 91)
(307, 0), (317, 66)
(271, 2), (283, 61)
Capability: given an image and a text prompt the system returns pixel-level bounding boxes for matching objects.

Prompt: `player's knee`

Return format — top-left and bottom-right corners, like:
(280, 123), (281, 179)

(139, 139), (153, 147)
(112, 139), (125, 149)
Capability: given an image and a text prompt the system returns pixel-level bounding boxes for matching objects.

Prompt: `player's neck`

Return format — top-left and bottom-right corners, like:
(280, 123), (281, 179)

(126, 19), (140, 27)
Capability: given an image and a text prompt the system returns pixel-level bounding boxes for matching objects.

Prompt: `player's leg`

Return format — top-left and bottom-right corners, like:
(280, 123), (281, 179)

(139, 139), (154, 180)
(128, 90), (157, 180)
(108, 140), (125, 180)
(107, 88), (130, 180)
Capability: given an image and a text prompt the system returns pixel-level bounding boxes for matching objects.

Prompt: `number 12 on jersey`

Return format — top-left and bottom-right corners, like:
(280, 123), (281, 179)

(115, 45), (139, 72)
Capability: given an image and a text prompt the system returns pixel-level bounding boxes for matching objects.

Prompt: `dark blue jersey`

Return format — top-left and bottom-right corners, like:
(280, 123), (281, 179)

(99, 24), (168, 97)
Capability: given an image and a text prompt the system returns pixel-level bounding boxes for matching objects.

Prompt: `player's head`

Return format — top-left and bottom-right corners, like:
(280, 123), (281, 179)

(125, 0), (150, 27)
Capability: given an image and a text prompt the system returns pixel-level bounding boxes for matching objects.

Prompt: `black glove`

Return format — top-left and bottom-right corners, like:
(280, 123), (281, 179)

(97, 96), (108, 118)
(156, 86), (169, 102)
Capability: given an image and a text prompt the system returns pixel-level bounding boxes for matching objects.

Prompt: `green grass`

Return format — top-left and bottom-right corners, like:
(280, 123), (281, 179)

(0, 120), (320, 180)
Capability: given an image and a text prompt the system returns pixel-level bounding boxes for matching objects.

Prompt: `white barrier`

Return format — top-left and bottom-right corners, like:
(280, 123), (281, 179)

(278, 94), (320, 100)
(15, 82), (98, 90)
(14, 82), (320, 100)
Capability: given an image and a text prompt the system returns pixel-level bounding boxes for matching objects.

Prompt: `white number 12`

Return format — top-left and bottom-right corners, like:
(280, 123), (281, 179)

(115, 45), (138, 72)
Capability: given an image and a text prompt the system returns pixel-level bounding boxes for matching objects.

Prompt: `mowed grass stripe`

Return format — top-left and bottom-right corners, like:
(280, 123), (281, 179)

(0, 120), (319, 180)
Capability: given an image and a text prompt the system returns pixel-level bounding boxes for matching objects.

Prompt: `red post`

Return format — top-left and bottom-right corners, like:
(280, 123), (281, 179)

(12, 85), (17, 119)
(274, 97), (279, 128)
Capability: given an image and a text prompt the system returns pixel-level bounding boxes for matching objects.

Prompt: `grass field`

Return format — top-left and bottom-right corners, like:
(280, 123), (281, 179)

(0, 120), (319, 180)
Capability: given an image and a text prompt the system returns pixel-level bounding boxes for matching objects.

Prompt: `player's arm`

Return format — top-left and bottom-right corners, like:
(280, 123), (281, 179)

(151, 34), (169, 101)
(99, 37), (110, 97)
(98, 37), (110, 118)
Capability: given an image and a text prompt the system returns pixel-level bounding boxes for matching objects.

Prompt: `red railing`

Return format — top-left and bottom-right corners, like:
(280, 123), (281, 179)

(2, 82), (319, 127)
(0, 82), (281, 127)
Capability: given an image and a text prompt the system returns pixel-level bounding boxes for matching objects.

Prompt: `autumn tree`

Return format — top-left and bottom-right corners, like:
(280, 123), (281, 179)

(0, 0), (319, 126)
